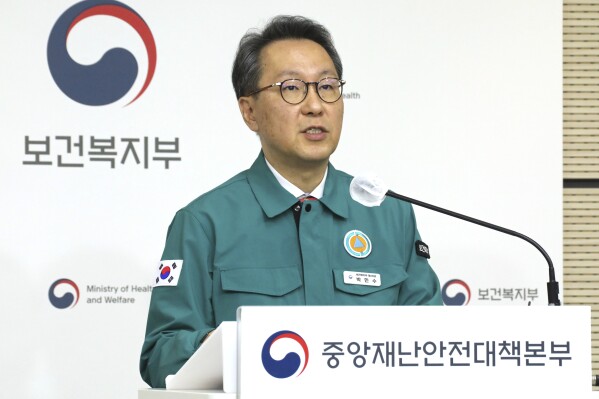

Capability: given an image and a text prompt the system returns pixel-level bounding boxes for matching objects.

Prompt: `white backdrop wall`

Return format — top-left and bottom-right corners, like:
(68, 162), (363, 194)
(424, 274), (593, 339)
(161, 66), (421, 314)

(0, 1), (562, 398)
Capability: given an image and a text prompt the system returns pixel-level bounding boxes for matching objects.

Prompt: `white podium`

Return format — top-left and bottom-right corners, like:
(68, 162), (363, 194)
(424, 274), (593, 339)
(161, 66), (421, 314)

(140, 306), (593, 399)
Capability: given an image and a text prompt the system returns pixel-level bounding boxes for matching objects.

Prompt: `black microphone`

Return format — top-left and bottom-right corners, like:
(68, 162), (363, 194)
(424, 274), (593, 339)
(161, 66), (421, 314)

(349, 175), (561, 306)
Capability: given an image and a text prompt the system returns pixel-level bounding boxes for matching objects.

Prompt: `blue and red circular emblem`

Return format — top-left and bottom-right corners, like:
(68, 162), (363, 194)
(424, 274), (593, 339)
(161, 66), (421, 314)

(47, 0), (157, 106)
(160, 266), (171, 280)
(442, 279), (471, 306)
(48, 278), (80, 309)
(261, 330), (309, 379)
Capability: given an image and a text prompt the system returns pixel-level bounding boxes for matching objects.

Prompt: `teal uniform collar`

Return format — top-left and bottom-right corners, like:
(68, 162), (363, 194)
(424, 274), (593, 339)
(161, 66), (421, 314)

(247, 153), (349, 219)
(320, 162), (349, 219)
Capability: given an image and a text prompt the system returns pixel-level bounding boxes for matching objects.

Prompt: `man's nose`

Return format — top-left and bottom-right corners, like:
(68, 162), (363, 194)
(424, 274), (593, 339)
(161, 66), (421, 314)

(301, 83), (324, 114)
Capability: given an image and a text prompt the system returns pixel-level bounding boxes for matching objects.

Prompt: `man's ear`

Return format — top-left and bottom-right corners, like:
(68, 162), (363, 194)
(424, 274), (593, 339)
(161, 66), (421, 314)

(238, 97), (259, 132)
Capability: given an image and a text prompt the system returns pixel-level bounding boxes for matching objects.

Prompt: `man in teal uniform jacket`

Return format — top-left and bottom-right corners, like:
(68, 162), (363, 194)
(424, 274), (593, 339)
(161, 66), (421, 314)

(140, 15), (442, 388)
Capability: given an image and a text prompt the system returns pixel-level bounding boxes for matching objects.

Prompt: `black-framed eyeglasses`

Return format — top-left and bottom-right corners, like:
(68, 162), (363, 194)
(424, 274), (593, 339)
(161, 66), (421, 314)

(245, 77), (346, 104)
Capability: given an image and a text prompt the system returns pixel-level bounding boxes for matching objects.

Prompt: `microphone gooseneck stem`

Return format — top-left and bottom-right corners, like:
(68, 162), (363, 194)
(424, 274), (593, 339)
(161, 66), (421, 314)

(386, 190), (561, 306)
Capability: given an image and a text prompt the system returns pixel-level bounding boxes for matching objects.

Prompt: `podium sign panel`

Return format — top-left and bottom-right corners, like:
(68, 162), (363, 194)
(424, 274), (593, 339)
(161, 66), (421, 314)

(165, 322), (237, 392)
(237, 306), (591, 398)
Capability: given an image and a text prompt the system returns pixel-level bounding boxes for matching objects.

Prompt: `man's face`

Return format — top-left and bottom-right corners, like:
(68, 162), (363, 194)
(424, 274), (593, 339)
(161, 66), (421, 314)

(239, 39), (344, 172)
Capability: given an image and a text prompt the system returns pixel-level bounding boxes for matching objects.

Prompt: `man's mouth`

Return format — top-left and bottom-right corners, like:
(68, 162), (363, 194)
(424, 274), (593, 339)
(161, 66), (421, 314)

(303, 127), (326, 134)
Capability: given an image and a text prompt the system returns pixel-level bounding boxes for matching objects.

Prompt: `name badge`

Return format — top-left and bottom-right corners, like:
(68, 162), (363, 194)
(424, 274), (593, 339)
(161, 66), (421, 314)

(343, 271), (381, 287)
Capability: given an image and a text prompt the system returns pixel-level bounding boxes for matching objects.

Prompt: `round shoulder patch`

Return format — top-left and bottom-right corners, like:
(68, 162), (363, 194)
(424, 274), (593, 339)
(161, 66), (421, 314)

(344, 230), (372, 258)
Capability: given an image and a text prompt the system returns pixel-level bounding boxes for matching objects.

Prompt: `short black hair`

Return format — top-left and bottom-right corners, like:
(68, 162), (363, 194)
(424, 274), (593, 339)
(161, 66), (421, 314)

(232, 15), (343, 99)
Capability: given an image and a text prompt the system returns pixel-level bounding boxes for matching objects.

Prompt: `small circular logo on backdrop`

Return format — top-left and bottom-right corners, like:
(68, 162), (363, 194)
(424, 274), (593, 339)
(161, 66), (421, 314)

(47, 0), (157, 106)
(442, 279), (471, 306)
(344, 230), (372, 258)
(49, 279), (80, 309)
(261, 331), (309, 379)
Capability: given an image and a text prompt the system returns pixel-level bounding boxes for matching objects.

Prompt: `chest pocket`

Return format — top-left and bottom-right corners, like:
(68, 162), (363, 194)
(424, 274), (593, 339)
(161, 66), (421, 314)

(220, 266), (302, 296)
(332, 264), (408, 296)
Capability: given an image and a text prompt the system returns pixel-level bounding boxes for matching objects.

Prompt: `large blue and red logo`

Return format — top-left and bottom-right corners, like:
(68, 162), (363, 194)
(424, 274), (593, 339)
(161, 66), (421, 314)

(261, 330), (309, 379)
(49, 278), (80, 309)
(47, 0), (157, 106)
(442, 279), (471, 306)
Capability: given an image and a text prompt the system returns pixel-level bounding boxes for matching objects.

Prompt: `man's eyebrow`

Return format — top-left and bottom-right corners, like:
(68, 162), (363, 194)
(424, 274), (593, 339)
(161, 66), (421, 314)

(273, 69), (336, 80)
(273, 70), (301, 80)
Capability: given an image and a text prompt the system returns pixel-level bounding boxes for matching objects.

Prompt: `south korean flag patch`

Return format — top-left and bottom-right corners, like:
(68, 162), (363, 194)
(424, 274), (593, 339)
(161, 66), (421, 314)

(415, 240), (430, 259)
(154, 260), (183, 287)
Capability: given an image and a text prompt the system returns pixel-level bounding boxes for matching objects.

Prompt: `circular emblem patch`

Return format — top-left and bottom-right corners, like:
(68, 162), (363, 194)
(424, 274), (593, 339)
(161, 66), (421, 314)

(344, 230), (372, 258)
